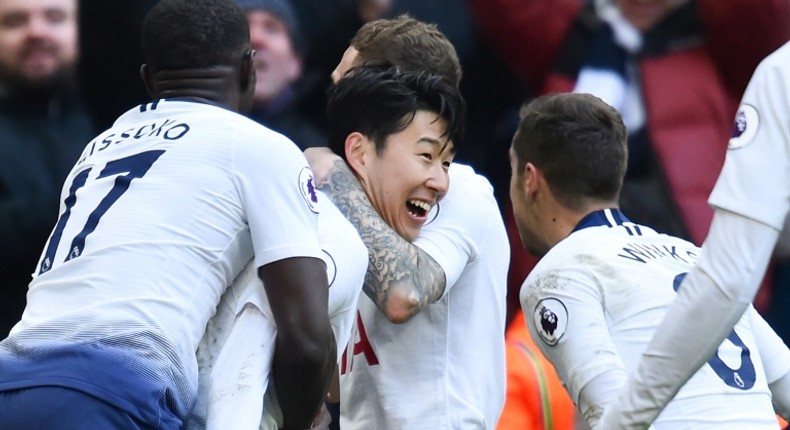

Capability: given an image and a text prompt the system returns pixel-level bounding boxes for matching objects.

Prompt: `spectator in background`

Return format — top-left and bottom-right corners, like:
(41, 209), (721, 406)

(286, 0), (395, 143)
(236, 0), (325, 150)
(469, 0), (790, 324)
(0, 0), (94, 337)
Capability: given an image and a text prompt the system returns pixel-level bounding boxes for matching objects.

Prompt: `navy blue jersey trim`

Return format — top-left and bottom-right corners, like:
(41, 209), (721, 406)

(139, 100), (162, 112)
(572, 208), (631, 232)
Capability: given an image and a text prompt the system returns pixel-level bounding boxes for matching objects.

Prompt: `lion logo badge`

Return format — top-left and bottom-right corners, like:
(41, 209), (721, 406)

(533, 298), (568, 346)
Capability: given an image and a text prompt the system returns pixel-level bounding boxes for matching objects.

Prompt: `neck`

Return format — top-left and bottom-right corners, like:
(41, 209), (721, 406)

(147, 66), (242, 111)
(541, 200), (617, 249)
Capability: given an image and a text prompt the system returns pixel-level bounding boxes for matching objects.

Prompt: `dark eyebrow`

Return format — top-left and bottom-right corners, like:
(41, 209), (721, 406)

(419, 136), (455, 155)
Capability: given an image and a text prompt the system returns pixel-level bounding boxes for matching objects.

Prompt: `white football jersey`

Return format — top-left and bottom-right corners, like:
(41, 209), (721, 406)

(0, 100), (324, 425)
(187, 192), (367, 430)
(522, 208), (784, 429)
(709, 41), (790, 231)
(339, 163), (510, 430)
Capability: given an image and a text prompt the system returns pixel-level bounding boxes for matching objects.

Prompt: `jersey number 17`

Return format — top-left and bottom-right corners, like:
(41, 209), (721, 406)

(39, 150), (165, 274)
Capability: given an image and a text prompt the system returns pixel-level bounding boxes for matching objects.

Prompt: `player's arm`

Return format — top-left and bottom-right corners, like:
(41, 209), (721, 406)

(259, 257), (336, 430)
(596, 209), (780, 429)
(523, 269), (626, 429)
(748, 306), (790, 419)
(771, 374), (790, 421)
(598, 48), (790, 428)
(237, 133), (336, 429)
(307, 148), (446, 323)
(318, 192), (368, 355)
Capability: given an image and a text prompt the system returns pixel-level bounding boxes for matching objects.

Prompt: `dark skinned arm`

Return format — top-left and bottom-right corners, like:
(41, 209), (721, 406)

(258, 256), (336, 430)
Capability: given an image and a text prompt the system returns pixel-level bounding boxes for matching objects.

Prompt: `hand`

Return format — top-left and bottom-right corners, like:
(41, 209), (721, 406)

(304, 147), (341, 185)
(306, 402), (332, 430)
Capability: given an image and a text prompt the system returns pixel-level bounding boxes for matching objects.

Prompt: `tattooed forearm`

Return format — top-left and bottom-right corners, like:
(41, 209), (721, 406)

(316, 159), (446, 321)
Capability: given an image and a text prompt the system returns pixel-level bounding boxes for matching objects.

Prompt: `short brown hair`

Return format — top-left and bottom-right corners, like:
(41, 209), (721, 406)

(350, 15), (462, 87)
(511, 93), (628, 210)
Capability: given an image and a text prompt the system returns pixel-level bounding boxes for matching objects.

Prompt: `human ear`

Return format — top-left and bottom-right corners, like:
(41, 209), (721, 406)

(287, 56), (302, 82)
(524, 162), (540, 197)
(344, 132), (369, 177)
(241, 49), (256, 92)
(140, 64), (154, 97)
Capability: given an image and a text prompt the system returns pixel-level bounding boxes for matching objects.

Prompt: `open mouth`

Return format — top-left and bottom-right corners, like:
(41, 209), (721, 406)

(406, 199), (431, 219)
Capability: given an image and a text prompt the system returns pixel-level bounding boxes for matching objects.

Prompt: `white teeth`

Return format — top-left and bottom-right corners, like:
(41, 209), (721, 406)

(408, 199), (432, 212)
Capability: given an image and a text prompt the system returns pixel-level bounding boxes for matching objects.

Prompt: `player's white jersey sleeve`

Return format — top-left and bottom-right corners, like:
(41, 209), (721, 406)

(521, 253), (627, 426)
(709, 41), (790, 230)
(232, 125), (324, 268)
(747, 305), (790, 420)
(748, 307), (790, 384)
(414, 163), (490, 294)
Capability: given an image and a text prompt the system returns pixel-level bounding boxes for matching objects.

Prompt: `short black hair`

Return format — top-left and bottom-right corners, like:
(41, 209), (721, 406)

(512, 93), (627, 210)
(142, 0), (250, 72)
(327, 65), (465, 160)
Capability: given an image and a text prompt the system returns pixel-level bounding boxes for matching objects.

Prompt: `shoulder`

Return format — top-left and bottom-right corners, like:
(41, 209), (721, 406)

(449, 163), (494, 192)
(441, 163), (500, 218)
(738, 41), (790, 99)
(523, 237), (588, 293)
(217, 113), (306, 166)
(420, 163), (506, 252)
(757, 42), (790, 78)
(227, 113), (301, 150)
(522, 227), (625, 296)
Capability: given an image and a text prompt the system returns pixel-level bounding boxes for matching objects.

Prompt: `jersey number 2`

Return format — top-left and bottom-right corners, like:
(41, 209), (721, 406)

(39, 150), (165, 274)
(673, 273), (755, 390)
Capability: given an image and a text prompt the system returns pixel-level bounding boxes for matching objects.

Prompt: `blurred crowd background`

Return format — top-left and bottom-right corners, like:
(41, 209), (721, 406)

(1, 1), (788, 427)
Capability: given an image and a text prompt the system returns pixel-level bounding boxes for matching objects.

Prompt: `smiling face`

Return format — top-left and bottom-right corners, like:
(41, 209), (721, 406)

(354, 110), (454, 242)
(0, 0), (77, 87)
(246, 10), (301, 105)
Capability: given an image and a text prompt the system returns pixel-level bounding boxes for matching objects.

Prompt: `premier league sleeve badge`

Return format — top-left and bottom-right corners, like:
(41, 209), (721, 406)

(533, 298), (568, 346)
(298, 167), (320, 213)
(728, 104), (760, 150)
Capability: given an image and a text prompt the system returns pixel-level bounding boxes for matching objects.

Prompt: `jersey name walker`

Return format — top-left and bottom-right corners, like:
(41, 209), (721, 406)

(522, 209), (782, 429)
(339, 163), (510, 429)
(0, 100), (323, 426)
